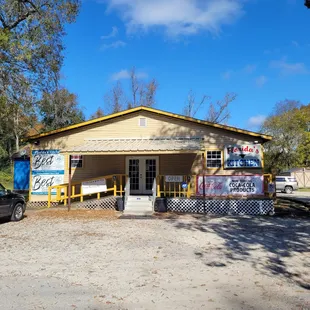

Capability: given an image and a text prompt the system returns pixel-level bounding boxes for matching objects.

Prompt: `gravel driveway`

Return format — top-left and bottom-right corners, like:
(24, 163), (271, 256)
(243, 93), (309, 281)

(0, 210), (309, 310)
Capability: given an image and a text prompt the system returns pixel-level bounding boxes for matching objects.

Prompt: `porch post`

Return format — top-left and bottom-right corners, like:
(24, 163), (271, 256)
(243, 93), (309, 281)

(68, 154), (72, 211)
(202, 152), (206, 214)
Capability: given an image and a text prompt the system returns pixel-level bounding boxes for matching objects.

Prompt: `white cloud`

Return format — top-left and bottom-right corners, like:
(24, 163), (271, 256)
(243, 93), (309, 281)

(270, 58), (308, 76)
(101, 40), (126, 50)
(222, 70), (233, 80)
(243, 64), (256, 74)
(291, 40), (299, 48)
(247, 115), (266, 129)
(263, 48), (280, 55)
(111, 69), (148, 81)
(101, 26), (119, 39)
(103, 0), (245, 37)
(222, 64), (256, 79)
(255, 75), (267, 87)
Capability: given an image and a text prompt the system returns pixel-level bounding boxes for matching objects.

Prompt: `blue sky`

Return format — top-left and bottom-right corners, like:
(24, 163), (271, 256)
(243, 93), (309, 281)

(61, 0), (310, 131)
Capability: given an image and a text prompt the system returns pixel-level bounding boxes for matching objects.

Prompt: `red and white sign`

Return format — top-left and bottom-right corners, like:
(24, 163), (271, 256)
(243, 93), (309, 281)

(196, 175), (264, 196)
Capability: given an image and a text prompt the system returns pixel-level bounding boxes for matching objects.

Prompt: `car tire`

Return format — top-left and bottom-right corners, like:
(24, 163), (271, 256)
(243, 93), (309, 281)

(284, 186), (293, 194)
(11, 203), (24, 221)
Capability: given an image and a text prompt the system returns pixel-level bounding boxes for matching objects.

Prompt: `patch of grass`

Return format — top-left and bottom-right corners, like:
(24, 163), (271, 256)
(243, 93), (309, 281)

(0, 168), (13, 189)
(298, 188), (310, 192)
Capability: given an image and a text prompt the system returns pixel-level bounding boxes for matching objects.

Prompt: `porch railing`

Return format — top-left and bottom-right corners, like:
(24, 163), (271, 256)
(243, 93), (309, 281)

(156, 175), (192, 198)
(48, 174), (127, 208)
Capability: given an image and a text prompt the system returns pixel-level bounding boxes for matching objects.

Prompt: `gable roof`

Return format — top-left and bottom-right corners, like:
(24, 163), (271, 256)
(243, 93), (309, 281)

(27, 106), (272, 141)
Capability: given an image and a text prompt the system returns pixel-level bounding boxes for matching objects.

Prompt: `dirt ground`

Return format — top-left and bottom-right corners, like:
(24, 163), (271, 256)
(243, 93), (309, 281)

(0, 210), (309, 310)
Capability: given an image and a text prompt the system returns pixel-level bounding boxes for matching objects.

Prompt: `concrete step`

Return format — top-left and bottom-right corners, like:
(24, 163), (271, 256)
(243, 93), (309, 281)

(125, 205), (153, 211)
(126, 202), (152, 207)
(122, 210), (154, 216)
(124, 198), (154, 215)
(127, 195), (151, 202)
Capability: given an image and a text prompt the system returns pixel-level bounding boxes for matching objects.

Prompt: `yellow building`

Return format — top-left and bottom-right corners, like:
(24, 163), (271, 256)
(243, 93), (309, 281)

(27, 106), (273, 215)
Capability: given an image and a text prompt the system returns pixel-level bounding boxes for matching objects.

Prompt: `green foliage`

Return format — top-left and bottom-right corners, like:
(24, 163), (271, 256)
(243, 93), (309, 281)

(0, 1), (80, 162)
(39, 88), (85, 131)
(0, 168), (13, 189)
(262, 100), (310, 172)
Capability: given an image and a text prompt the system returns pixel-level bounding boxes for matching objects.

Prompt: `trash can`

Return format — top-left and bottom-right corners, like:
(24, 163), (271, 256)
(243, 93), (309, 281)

(116, 196), (124, 211)
(155, 198), (167, 212)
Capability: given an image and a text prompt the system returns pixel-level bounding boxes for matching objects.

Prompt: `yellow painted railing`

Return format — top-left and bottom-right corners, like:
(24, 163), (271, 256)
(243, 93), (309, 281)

(48, 173), (273, 207)
(157, 175), (193, 198)
(48, 174), (127, 208)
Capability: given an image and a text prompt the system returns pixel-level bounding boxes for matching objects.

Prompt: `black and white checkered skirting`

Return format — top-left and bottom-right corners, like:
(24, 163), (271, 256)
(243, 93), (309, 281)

(166, 198), (274, 215)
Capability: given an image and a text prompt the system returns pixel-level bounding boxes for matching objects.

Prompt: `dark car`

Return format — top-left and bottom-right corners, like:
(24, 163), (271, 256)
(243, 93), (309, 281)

(0, 183), (26, 221)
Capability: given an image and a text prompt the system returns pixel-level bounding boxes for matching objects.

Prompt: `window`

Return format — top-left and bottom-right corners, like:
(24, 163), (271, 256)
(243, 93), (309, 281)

(70, 155), (83, 168)
(275, 177), (286, 182)
(206, 151), (222, 168)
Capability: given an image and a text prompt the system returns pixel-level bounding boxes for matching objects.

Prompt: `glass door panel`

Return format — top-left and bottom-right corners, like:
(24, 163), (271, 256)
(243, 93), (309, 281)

(129, 159), (140, 192)
(145, 159), (156, 191)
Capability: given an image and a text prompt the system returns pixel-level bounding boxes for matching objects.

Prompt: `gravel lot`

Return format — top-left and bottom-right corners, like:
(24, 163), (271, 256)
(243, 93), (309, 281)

(0, 210), (309, 310)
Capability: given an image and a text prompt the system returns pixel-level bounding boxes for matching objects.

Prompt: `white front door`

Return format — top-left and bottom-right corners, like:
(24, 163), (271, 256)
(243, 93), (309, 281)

(126, 156), (159, 195)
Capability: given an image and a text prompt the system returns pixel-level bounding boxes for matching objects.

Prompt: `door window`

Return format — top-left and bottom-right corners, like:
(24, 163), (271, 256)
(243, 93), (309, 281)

(145, 159), (156, 190)
(129, 159), (140, 191)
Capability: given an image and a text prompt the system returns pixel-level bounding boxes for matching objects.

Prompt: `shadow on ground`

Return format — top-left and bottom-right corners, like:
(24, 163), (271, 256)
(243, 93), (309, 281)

(166, 214), (310, 289)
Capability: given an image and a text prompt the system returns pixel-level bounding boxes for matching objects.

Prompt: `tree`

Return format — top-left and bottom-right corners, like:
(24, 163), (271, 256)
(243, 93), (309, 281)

(183, 90), (209, 118)
(183, 90), (236, 124)
(0, 0), (80, 163)
(38, 88), (85, 131)
(144, 78), (158, 107)
(261, 100), (310, 172)
(127, 67), (158, 108)
(105, 67), (158, 112)
(104, 81), (127, 114)
(0, 0), (80, 95)
(90, 107), (104, 120)
(0, 89), (37, 165)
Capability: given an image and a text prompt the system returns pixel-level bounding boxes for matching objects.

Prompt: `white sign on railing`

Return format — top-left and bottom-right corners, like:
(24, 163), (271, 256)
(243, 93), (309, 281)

(165, 175), (183, 182)
(196, 175), (264, 196)
(82, 178), (107, 195)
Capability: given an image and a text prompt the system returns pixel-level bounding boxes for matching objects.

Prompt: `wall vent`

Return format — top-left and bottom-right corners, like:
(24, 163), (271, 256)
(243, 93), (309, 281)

(139, 117), (147, 127)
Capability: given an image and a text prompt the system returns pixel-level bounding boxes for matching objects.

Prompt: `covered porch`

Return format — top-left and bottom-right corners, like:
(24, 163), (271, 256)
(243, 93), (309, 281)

(47, 138), (203, 207)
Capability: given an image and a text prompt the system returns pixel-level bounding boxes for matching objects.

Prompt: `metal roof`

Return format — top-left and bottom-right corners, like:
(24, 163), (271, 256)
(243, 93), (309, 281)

(61, 138), (204, 154)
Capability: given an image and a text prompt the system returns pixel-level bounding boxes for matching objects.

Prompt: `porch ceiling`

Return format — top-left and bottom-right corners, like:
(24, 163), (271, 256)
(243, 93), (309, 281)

(61, 138), (204, 154)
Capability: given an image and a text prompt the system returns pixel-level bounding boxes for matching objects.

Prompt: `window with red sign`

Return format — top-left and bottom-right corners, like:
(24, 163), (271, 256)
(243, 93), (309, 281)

(70, 155), (83, 168)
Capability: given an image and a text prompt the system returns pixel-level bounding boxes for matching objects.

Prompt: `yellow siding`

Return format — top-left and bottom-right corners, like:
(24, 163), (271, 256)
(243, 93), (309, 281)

(36, 110), (264, 150)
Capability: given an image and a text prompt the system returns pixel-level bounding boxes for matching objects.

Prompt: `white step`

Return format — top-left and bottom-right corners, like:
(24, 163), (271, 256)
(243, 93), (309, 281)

(125, 205), (153, 211)
(124, 196), (154, 215)
(122, 210), (154, 216)
(127, 195), (151, 201)
(126, 201), (152, 207)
